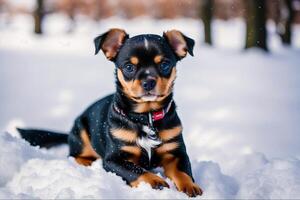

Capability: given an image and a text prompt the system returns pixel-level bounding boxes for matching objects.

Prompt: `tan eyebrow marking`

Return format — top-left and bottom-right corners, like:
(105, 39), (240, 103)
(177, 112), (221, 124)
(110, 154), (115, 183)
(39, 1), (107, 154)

(130, 56), (139, 65)
(154, 55), (163, 64)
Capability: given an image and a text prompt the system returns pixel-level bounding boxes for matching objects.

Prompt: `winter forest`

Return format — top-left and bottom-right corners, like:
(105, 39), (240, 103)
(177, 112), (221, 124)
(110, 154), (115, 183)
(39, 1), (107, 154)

(1, 0), (300, 199)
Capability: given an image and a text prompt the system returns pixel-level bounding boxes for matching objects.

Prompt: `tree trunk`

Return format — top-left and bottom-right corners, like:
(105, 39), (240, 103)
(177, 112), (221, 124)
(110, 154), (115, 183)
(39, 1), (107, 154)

(245, 0), (268, 51)
(201, 0), (213, 45)
(278, 0), (294, 45)
(34, 0), (44, 34)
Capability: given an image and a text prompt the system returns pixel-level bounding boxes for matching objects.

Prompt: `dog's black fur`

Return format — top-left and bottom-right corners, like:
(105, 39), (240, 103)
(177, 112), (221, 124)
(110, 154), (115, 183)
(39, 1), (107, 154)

(18, 29), (203, 197)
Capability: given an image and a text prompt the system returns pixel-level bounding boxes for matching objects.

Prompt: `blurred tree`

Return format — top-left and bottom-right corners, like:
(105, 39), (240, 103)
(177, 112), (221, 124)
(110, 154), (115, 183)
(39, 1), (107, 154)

(34, 0), (44, 34)
(201, 0), (214, 45)
(277, 0), (295, 45)
(245, 0), (268, 51)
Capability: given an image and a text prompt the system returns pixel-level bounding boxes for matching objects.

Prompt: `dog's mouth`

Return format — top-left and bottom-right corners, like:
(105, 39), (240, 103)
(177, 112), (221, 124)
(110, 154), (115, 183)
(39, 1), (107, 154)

(132, 92), (164, 102)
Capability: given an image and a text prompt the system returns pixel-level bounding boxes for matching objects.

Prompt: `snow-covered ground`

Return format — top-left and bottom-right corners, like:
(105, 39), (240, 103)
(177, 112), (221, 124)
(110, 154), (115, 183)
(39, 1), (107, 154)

(1, 14), (300, 198)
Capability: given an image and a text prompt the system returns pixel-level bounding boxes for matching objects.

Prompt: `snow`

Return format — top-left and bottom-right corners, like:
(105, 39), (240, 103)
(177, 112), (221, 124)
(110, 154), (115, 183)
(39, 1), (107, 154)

(1, 133), (300, 199)
(1, 14), (300, 198)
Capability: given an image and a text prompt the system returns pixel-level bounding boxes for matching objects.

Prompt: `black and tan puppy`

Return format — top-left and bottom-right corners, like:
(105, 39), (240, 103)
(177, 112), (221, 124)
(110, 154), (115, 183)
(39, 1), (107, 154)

(18, 29), (203, 197)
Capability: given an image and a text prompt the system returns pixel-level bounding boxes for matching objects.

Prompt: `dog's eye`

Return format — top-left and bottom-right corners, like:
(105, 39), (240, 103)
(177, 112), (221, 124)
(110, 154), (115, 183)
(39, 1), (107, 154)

(160, 61), (172, 75)
(123, 64), (135, 74)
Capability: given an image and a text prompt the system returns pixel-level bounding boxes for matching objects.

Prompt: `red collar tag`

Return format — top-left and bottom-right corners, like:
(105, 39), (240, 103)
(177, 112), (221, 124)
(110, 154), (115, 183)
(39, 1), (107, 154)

(152, 110), (165, 121)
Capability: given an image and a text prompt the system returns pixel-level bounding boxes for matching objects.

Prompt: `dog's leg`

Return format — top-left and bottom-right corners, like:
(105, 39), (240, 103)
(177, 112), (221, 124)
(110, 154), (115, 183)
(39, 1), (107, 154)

(103, 155), (169, 189)
(69, 119), (100, 166)
(161, 153), (203, 197)
(75, 156), (97, 166)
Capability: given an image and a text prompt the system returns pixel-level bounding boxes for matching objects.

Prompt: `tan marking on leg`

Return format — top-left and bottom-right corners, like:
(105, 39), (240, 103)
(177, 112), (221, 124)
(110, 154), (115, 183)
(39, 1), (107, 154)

(75, 129), (100, 166)
(127, 157), (139, 165)
(130, 172), (169, 188)
(161, 154), (203, 197)
(121, 145), (142, 157)
(111, 128), (137, 143)
(159, 126), (182, 142)
(130, 56), (139, 65)
(79, 130), (100, 158)
(75, 157), (96, 166)
(121, 145), (142, 165)
(154, 55), (163, 64)
(155, 142), (179, 154)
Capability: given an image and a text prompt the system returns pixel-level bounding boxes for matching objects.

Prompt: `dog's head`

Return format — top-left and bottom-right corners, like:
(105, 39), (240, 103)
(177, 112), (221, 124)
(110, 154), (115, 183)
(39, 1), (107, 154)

(94, 28), (194, 105)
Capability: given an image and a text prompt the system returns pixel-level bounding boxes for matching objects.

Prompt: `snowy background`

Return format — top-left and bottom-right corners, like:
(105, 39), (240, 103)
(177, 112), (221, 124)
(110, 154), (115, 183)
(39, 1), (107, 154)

(1, 13), (300, 199)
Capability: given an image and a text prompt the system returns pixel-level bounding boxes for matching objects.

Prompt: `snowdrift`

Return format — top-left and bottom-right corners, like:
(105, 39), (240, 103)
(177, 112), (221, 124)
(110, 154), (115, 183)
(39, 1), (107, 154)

(1, 132), (300, 198)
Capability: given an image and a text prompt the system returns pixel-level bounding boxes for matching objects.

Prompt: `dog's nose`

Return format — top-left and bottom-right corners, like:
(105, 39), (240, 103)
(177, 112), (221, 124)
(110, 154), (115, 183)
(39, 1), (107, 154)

(142, 79), (156, 91)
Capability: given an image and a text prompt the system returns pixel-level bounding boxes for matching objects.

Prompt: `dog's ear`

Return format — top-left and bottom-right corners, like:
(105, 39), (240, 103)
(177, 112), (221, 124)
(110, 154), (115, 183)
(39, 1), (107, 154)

(163, 30), (195, 59)
(94, 28), (129, 61)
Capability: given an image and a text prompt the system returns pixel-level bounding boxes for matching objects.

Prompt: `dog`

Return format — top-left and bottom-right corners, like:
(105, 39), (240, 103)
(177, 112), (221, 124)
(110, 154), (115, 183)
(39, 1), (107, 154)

(18, 28), (203, 197)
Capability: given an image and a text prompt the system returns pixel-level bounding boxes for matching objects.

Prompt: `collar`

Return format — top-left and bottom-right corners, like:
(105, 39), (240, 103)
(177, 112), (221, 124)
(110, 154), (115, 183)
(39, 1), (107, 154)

(113, 99), (173, 126)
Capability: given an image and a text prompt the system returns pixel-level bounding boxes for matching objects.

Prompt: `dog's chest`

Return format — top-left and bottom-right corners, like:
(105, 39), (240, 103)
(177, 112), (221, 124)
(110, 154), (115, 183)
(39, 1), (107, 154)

(136, 125), (162, 160)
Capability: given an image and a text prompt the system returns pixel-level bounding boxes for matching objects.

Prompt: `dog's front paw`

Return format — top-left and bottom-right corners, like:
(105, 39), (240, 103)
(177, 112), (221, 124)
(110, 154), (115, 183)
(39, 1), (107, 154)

(177, 181), (203, 197)
(130, 172), (169, 190)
